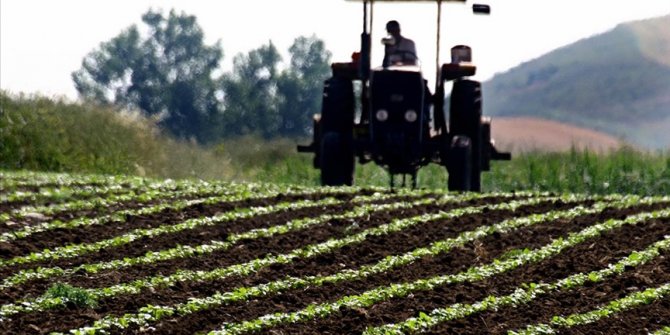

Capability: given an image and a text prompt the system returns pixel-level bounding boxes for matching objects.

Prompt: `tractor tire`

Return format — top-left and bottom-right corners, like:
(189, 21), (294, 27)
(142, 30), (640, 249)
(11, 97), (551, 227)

(321, 77), (355, 135)
(450, 80), (483, 191)
(447, 135), (472, 192)
(320, 132), (354, 186)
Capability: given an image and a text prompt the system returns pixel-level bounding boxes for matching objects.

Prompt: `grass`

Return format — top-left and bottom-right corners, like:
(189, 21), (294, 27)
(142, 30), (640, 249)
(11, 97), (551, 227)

(216, 138), (670, 195)
(485, 146), (670, 195)
(0, 91), (233, 180)
(2, 91), (669, 195)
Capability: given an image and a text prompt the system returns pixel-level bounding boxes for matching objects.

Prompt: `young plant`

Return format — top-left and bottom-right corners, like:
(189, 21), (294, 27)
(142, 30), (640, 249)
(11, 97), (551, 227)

(43, 283), (98, 309)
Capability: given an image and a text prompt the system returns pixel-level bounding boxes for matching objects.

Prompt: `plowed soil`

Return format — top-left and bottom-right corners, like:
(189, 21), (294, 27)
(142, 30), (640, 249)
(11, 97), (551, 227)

(0, 186), (668, 335)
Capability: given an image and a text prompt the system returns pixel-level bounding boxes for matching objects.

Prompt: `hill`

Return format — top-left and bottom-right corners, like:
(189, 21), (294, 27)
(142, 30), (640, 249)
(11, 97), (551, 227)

(483, 15), (670, 149)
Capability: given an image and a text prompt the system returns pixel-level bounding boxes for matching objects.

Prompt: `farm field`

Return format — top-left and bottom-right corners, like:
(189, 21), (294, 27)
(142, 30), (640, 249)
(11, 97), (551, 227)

(0, 170), (669, 334)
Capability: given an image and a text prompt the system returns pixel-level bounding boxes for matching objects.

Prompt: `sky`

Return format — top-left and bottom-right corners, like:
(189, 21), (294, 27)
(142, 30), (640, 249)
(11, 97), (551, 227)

(1, 0), (669, 100)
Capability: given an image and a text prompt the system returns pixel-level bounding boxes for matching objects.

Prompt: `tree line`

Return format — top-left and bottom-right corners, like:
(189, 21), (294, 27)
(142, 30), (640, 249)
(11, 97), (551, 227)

(72, 9), (332, 143)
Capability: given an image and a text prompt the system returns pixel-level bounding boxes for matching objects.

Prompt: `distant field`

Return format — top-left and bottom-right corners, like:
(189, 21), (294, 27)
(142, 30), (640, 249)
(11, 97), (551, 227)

(1, 171), (669, 334)
(491, 117), (624, 153)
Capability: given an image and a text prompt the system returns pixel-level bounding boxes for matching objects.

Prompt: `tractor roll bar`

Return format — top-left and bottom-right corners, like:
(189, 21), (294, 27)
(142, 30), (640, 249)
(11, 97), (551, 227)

(351, 0), (482, 81)
(352, 0), (488, 105)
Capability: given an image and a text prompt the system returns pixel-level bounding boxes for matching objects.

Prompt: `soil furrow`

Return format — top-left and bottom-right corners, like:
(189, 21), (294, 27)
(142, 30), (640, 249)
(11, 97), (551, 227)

(49, 199), (578, 334)
(0, 189), (233, 239)
(0, 191), (233, 257)
(0, 191), (372, 277)
(477, 255), (670, 335)
(0, 199), (172, 241)
(261, 206), (670, 335)
(419, 219), (670, 334)
(185, 202), (649, 334)
(0, 190), (370, 260)
(561, 298), (670, 335)
(141, 201), (584, 335)
(0, 194), (440, 301)
(0, 196), (517, 332)
(64, 195), (511, 288)
(0, 188), (132, 213)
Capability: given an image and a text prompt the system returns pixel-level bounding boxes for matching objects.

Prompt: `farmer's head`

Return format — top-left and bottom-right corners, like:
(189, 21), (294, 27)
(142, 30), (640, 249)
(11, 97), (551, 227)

(386, 20), (401, 38)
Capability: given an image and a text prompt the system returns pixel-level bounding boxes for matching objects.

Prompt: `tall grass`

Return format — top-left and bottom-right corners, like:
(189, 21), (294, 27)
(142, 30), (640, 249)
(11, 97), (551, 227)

(0, 92), (233, 180)
(484, 146), (670, 195)
(217, 137), (670, 195)
(2, 92), (668, 195)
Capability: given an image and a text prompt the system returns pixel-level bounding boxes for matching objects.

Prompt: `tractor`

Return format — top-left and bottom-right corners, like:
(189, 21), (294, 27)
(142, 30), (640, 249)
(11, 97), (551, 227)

(298, 0), (510, 191)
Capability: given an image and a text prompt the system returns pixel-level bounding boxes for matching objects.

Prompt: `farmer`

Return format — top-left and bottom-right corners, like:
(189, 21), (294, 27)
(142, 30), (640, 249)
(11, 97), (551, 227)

(382, 20), (418, 67)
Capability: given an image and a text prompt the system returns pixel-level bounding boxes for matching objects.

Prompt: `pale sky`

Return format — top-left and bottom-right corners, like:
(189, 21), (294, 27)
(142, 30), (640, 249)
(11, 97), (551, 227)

(1, 0), (669, 100)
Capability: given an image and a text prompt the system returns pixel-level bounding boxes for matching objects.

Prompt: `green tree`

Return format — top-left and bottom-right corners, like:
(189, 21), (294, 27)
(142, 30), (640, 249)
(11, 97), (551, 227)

(72, 9), (223, 143)
(220, 36), (331, 139)
(220, 42), (282, 138)
(276, 35), (332, 137)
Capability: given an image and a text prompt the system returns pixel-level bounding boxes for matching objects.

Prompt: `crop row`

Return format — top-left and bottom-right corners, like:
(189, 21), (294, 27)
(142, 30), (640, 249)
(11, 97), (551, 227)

(0, 181), (225, 224)
(0, 170), (374, 197)
(0, 179), (362, 243)
(2, 172), (666, 334)
(0, 190), (418, 290)
(513, 280), (670, 334)
(0, 182), (238, 230)
(0, 191), (500, 316)
(1, 183), (133, 204)
(0, 171), (214, 204)
(0, 178), (302, 225)
(0, 170), (151, 190)
(2, 195), (540, 326)
(52, 194), (638, 334)
(652, 327), (670, 335)
(1, 195), (363, 268)
(366, 227), (670, 334)
(195, 198), (665, 335)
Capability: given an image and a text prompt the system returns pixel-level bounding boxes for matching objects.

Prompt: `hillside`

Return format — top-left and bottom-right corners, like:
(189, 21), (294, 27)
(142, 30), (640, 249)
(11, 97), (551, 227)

(483, 15), (670, 149)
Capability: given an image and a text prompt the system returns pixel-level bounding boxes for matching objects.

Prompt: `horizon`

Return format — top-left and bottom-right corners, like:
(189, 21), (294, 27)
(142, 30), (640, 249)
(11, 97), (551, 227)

(1, 0), (669, 100)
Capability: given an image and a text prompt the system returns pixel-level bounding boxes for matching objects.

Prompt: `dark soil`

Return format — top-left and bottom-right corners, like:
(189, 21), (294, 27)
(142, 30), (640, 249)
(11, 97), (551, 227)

(0, 198), (578, 333)
(0, 195), (519, 332)
(0, 187), (234, 237)
(422, 217), (670, 335)
(0, 193), (667, 335)
(0, 194), (430, 302)
(0, 189), (384, 260)
(0, 189), (384, 276)
(468, 253), (670, 335)
(256, 204), (670, 335)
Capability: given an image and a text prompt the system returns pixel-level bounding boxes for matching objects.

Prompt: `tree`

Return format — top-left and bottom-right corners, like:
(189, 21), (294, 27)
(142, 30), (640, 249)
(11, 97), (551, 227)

(276, 35), (332, 137)
(219, 36), (331, 139)
(220, 42), (282, 138)
(72, 9), (223, 142)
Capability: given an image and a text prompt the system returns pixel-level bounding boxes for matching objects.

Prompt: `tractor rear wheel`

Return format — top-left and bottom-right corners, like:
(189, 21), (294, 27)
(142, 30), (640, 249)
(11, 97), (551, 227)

(447, 135), (472, 192)
(320, 132), (354, 186)
(321, 77), (355, 134)
(450, 79), (483, 191)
